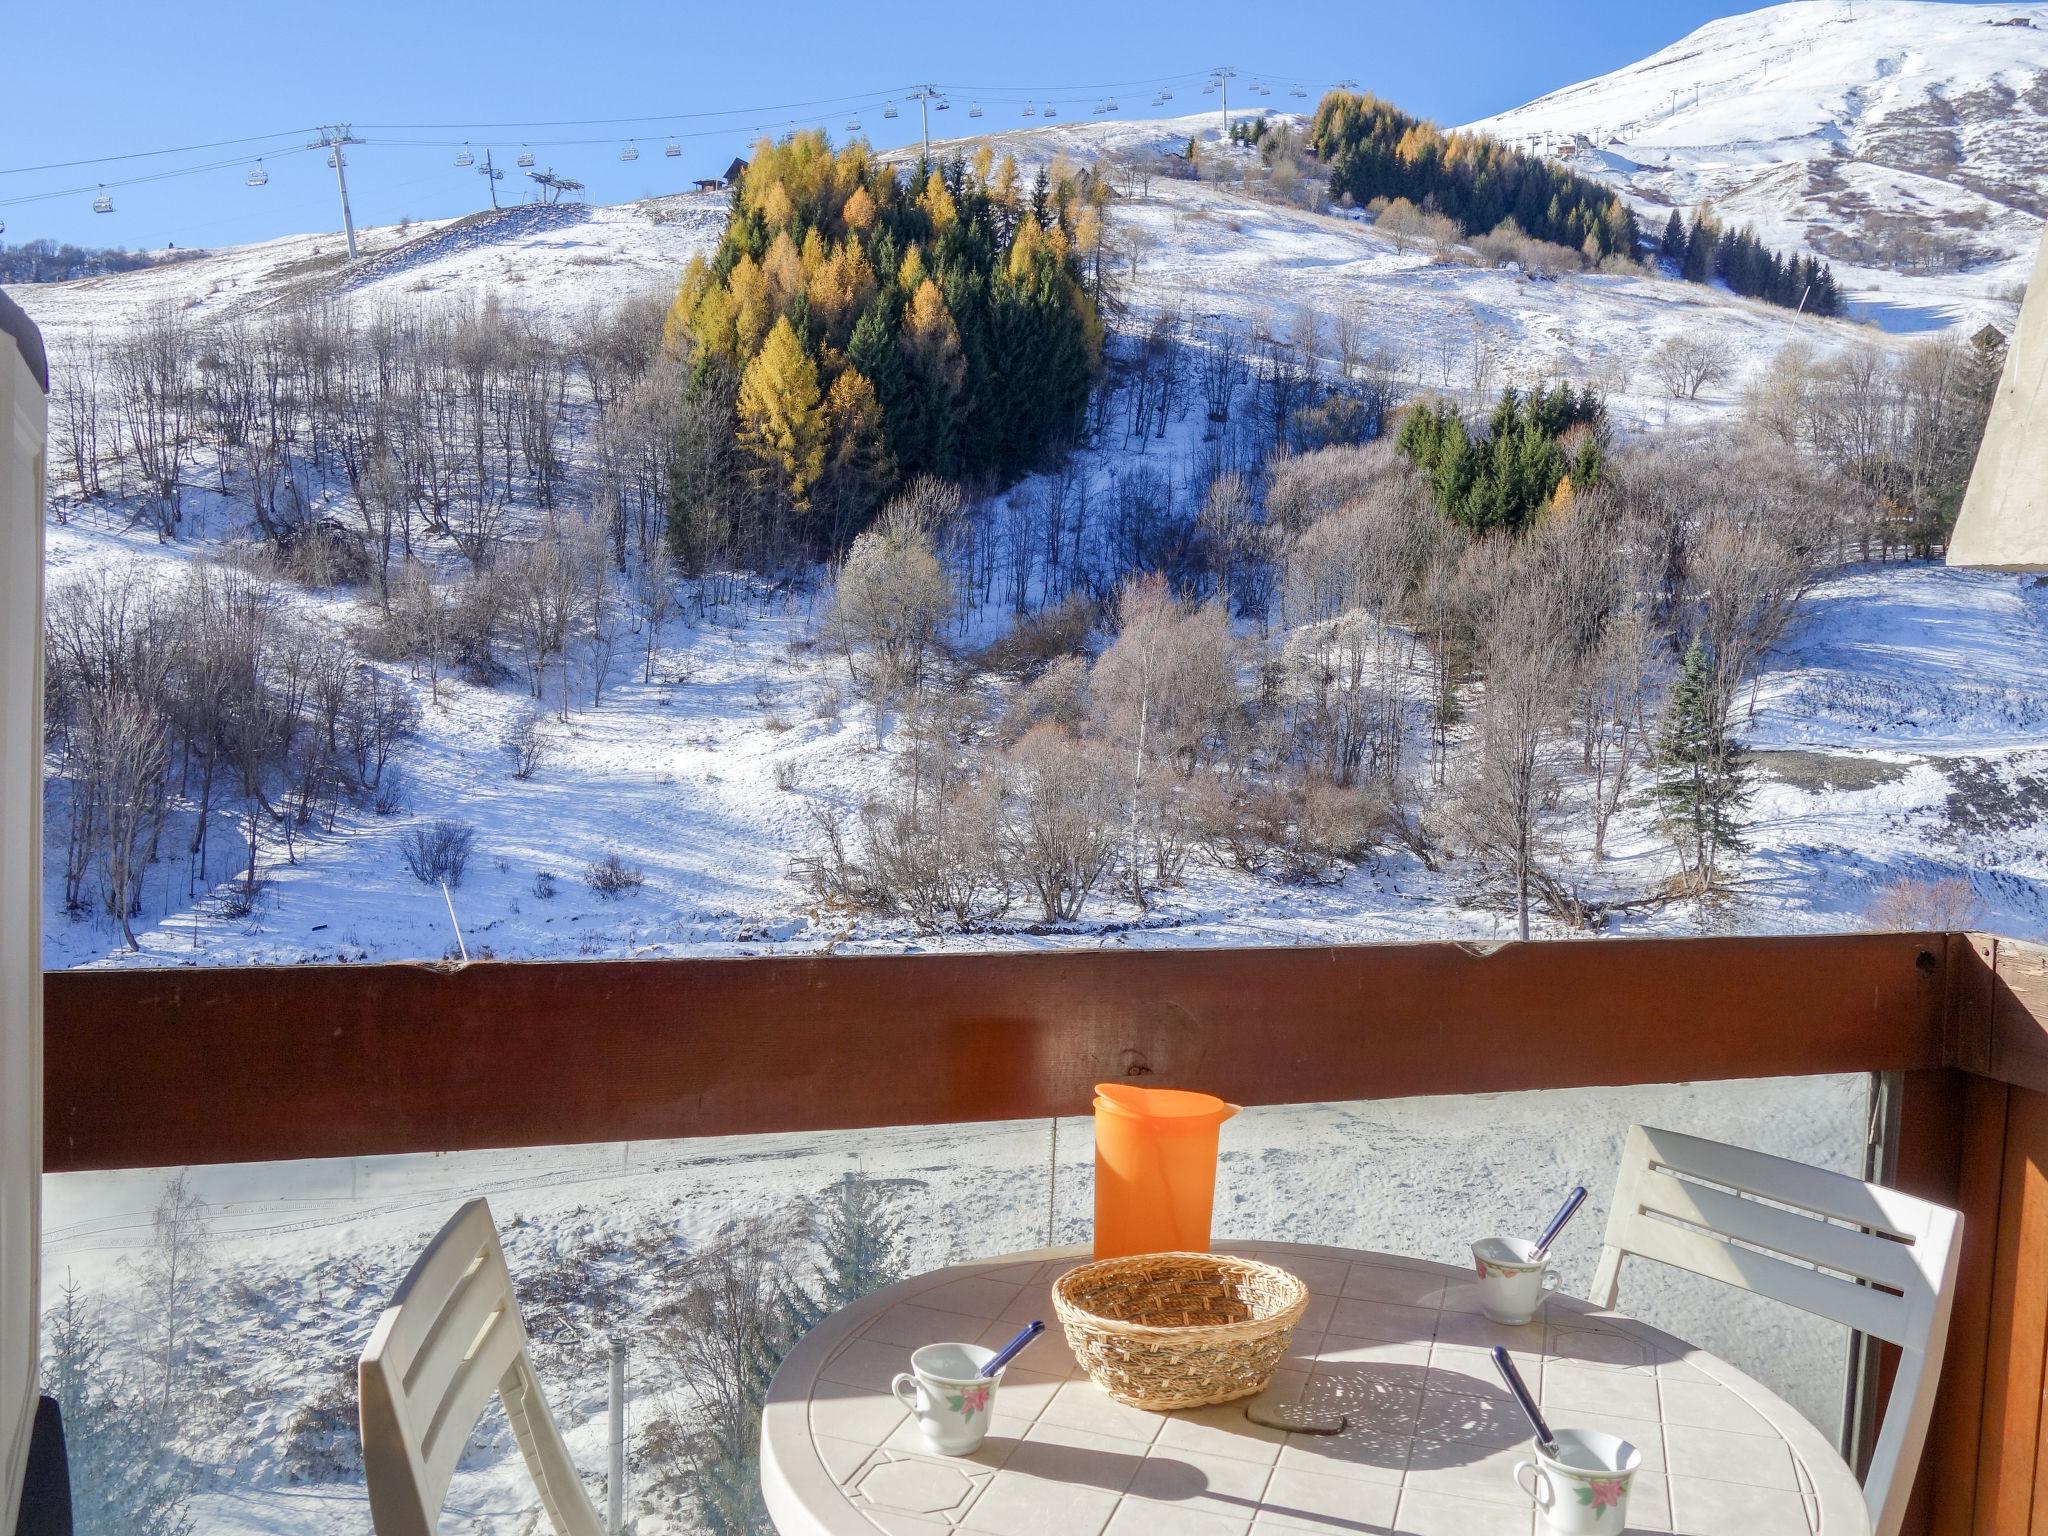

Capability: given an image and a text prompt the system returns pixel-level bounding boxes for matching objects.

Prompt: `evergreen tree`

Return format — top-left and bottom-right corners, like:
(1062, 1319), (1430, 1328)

(1654, 637), (1752, 893)
(44, 1280), (196, 1536)
(812, 1172), (908, 1309)
(1681, 216), (1716, 284)
(1660, 209), (1686, 263)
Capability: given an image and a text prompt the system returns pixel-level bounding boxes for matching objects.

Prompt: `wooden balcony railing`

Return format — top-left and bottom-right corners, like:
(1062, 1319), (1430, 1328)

(38, 930), (2048, 1536)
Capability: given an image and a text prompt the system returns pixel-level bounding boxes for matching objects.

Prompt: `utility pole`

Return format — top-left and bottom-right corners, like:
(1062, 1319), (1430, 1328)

(477, 147), (503, 211)
(309, 125), (362, 260)
(1213, 66), (1236, 139)
(908, 84), (943, 163)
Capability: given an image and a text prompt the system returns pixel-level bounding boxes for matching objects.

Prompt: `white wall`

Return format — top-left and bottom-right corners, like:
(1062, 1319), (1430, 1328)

(1949, 229), (2048, 570)
(0, 303), (48, 1532)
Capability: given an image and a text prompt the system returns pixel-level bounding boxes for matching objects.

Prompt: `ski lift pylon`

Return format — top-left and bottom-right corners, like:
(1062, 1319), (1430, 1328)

(92, 186), (114, 213)
(245, 159), (269, 187)
(454, 143), (475, 167)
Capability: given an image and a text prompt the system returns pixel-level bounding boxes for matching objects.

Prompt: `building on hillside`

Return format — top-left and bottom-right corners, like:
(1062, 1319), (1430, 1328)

(696, 157), (748, 193)
(1948, 233), (2048, 569)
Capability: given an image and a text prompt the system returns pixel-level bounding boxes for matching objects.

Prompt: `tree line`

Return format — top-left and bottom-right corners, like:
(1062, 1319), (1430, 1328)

(1309, 91), (1640, 262)
(0, 238), (205, 284)
(1659, 207), (1844, 316)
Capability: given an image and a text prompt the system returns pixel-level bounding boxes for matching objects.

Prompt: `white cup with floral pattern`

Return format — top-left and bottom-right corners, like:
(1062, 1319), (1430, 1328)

(1513, 1428), (1642, 1535)
(1472, 1236), (1563, 1324)
(891, 1342), (1003, 1454)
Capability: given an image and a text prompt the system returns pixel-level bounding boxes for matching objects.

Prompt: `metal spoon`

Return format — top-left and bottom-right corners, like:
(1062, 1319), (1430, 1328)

(980, 1320), (1043, 1378)
(1490, 1345), (1558, 1458)
(1533, 1186), (1588, 1260)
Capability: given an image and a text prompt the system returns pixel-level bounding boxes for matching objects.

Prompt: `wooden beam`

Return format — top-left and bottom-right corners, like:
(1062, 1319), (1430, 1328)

(1896, 1068), (2006, 1536)
(44, 932), (1948, 1172)
(1976, 1086), (2048, 1534)
(1974, 936), (2048, 1094)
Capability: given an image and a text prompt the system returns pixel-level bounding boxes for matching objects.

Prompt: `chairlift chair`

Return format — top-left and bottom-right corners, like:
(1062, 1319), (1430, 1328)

(664, 139), (681, 157)
(1290, 85), (1308, 98)
(245, 160), (269, 187)
(933, 97), (950, 111)
(517, 146), (536, 167)
(1161, 88), (1173, 101)
(1106, 98), (1119, 112)
(1022, 102), (1037, 117)
(968, 102), (982, 118)
(1202, 81), (1216, 94)
(1043, 103), (1058, 118)
(454, 144), (475, 168)
(620, 141), (639, 161)
(92, 187), (114, 213)
(883, 101), (899, 119)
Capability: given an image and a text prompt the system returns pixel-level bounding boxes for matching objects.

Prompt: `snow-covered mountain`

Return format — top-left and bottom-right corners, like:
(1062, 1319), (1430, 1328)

(1465, 0), (2048, 332)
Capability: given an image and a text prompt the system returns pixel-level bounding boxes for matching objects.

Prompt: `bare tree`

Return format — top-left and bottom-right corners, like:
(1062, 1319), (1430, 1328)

(1460, 577), (1573, 939)
(824, 489), (956, 694)
(1652, 333), (1736, 400)
(112, 301), (192, 538)
(136, 1172), (213, 1417)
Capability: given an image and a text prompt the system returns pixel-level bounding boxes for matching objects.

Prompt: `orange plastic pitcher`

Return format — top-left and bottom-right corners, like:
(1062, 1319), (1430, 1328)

(1092, 1083), (1240, 1259)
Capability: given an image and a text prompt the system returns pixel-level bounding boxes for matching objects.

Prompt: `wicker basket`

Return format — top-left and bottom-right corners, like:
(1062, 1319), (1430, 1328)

(1052, 1252), (1309, 1411)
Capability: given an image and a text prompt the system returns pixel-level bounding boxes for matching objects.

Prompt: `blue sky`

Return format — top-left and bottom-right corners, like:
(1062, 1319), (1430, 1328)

(0, 0), (1974, 251)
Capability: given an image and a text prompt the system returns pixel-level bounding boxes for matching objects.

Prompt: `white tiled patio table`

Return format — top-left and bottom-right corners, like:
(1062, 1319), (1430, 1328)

(761, 1240), (1870, 1536)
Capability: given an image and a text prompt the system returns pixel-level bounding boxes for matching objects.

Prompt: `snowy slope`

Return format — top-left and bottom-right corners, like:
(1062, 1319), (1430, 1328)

(11, 192), (730, 357)
(12, 112), (1905, 444)
(1465, 0), (2048, 332)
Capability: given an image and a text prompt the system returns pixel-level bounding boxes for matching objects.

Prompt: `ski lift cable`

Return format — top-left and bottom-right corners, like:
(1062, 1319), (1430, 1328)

(354, 85), (931, 134)
(0, 126), (322, 178)
(3, 66), (1233, 201)
(0, 145), (323, 208)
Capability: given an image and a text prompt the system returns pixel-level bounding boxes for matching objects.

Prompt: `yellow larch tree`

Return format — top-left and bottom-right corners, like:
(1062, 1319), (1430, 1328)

(737, 315), (828, 512)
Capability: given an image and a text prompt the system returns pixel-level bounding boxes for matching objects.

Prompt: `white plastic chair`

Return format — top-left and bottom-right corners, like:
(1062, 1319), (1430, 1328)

(358, 1198), (604, 1536)
(1591, 1125), (1960, 1536)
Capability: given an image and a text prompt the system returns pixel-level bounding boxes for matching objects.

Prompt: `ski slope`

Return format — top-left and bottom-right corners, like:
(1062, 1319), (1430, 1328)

(1467, 0), (2048, 333)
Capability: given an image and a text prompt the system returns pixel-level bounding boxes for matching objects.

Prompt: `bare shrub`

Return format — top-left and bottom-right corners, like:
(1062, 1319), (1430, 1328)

(502, 708), (553, 779)
(585, 852), (646, 899)
(532, 869), (558, 900)
(774, 760), (801, 792)
(1264, 440), (1410, 538)
(399, 819), (476, 887)
(1471, 219), (1584, 278)
(824, 486), (957, 693)
(998, 654), (1090, 747)
(1865, 875), (1980, 932)
(978, 594), (1095, 678)
(1268, 771), (1387, 884)
(1000, 725), (1122, 922)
